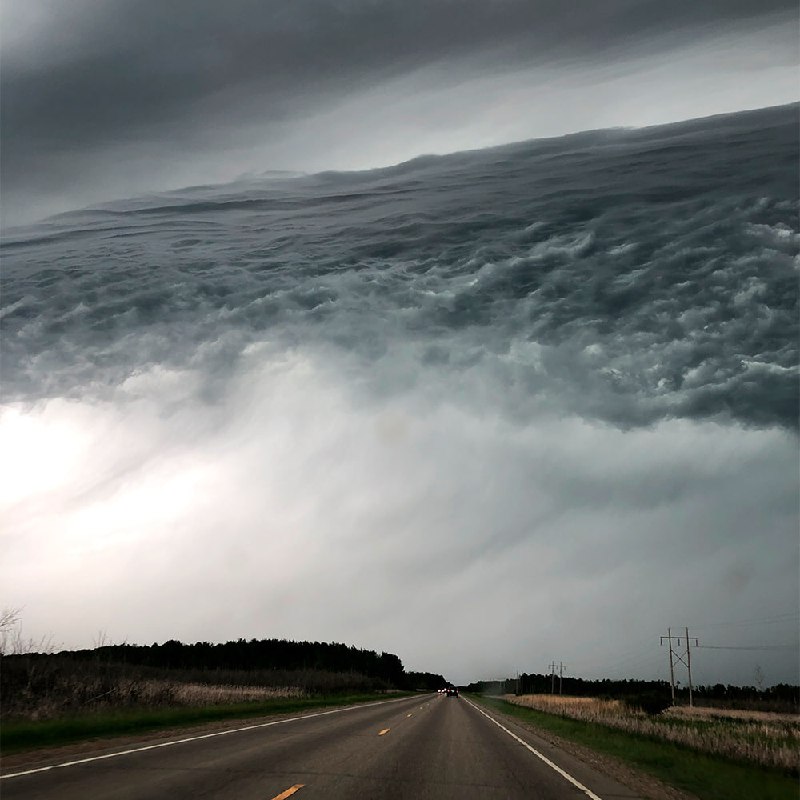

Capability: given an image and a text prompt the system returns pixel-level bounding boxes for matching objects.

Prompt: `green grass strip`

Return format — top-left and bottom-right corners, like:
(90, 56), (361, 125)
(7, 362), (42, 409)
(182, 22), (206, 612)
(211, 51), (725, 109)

(471, 696), (798, 800)
(1, 692), (412, 755)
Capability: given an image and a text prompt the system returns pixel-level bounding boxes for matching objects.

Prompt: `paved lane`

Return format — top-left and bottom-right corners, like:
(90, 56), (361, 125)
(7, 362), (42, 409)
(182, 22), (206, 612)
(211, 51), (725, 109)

(2, 694), (642, 799)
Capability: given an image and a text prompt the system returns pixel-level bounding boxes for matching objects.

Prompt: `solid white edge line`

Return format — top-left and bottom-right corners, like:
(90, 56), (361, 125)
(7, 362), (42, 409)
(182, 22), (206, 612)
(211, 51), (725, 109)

(1, 694), (416, 780)
(463, 697), (604, 800)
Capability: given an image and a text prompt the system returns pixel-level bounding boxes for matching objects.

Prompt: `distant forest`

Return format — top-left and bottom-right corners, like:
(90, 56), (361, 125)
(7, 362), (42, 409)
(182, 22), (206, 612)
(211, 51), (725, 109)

(467, 673), (800, 709)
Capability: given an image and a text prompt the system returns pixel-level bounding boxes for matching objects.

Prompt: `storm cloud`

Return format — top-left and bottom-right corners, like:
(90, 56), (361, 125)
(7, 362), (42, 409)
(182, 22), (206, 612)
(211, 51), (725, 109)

(1, 1), (798, 689)
(2, 98), (798, 685)
(2, 0), (798, 225)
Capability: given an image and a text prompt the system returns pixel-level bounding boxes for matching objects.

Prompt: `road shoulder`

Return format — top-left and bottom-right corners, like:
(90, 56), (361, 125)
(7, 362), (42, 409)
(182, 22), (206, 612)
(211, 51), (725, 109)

(468, 696), (697, 800)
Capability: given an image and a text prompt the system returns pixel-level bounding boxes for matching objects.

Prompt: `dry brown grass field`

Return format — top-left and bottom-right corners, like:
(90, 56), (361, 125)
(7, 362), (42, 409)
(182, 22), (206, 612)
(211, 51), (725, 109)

(1, 657), (378, 723)
(5, 678), (308, 722)
(667, 705), (799, 724)
(507, 694), (800, 772)
(157, 681), (306, 705)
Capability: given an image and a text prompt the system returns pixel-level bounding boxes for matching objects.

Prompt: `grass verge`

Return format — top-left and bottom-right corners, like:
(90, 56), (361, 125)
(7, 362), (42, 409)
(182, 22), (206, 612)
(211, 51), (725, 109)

(1, 692), (411, 755)
(471, 695), (798, 800)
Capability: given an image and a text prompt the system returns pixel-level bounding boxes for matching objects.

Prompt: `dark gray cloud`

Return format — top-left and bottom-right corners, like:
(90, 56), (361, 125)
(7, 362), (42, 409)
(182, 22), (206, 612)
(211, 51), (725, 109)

(4, 1), (793, 132)
(2, 0), (797, 225)
(4, 106), (797, 431)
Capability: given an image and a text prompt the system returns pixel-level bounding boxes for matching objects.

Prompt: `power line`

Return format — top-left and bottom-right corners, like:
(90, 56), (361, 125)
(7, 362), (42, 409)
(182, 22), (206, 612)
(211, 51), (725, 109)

(690, 613), (799, 630)
(572, 637), (658, 676)
(696, 644), (796, 651)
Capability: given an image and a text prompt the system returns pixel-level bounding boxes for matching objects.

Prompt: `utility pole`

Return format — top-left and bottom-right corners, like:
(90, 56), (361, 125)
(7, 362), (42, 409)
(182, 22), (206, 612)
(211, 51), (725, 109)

(547, 662), (565, 695)
(660, 628), (676, 703)
(685, 627), (695, 708)
(661, 628), (698, 706)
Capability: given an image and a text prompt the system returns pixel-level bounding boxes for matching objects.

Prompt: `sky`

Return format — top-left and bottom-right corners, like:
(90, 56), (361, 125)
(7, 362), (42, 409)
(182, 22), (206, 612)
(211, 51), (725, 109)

(1, 1), (799, 689)
(1, 0), (798, 227)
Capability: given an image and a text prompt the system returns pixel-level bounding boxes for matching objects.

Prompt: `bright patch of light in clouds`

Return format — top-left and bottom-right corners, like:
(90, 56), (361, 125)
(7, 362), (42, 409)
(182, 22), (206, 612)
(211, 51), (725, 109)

(0, 405), (87, 504)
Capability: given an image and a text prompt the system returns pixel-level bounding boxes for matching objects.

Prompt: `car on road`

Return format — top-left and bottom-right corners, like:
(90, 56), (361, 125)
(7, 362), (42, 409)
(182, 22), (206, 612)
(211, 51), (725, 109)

(445, 686), (459, 697)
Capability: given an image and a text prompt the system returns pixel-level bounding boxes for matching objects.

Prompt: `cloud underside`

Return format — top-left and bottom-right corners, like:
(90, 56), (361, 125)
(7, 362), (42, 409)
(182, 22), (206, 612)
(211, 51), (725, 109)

(2, 352), (798, 683)
(4, 106), (798, 433)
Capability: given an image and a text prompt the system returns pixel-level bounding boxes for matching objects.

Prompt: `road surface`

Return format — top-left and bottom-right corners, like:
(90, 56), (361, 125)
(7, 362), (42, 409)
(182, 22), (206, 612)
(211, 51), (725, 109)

(1, 693), (643, 799)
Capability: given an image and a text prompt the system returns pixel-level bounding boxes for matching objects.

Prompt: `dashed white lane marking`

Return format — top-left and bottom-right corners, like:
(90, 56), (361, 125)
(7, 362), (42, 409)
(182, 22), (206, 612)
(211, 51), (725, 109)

(378, 728), (390, 736)
(463, 698), (604, 800)
(1, 695), (416, 780)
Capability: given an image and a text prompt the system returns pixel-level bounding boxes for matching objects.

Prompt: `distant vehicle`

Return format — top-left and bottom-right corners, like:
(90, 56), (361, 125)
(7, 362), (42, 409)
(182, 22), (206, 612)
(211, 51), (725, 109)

(445, 686), (459, 697)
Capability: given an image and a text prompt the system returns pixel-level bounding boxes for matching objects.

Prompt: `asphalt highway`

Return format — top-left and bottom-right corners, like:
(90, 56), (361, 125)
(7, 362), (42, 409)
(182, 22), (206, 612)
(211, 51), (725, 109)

(1, 694), (642, 799)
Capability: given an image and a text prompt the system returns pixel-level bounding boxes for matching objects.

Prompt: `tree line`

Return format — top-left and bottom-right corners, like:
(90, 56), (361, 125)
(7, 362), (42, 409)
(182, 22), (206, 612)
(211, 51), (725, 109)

(3, 637), (447, 692)
(465, 673), (799, 708)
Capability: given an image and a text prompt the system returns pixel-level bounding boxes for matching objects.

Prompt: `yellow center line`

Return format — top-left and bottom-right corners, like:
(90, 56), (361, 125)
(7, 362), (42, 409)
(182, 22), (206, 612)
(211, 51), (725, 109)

(378, 728), (390, 736)
(269, 785), (305, 800)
